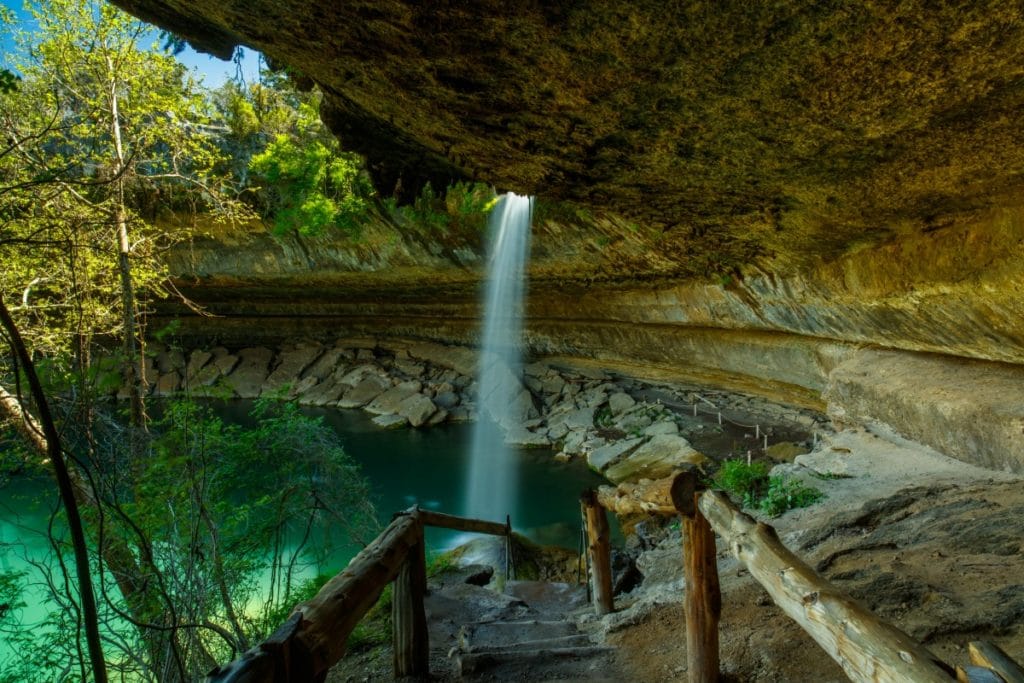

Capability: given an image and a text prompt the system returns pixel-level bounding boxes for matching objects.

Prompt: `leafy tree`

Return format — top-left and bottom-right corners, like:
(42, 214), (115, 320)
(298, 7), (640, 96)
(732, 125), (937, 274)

(1, 0), (250, 426)
(245, 93), (373, 235)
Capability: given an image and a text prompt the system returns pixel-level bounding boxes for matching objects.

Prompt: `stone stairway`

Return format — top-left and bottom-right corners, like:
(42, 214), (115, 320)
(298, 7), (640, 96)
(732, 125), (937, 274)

(447, 580), (621, 681)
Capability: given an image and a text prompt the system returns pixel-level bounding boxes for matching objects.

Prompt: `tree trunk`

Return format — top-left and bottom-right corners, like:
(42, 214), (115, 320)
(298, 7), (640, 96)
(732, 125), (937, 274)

(0, 300), (109, 683)
(106, 54), (146, 434)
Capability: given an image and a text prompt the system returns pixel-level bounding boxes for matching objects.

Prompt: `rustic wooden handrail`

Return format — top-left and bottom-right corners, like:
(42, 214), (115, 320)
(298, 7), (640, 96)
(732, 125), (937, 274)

(585, 471), (1024, 683)
(206, 506), (514, 682)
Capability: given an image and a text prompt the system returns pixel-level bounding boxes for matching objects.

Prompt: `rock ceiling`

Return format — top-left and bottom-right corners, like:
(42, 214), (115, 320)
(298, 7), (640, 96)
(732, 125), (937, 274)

(110, 1), (1024, 266)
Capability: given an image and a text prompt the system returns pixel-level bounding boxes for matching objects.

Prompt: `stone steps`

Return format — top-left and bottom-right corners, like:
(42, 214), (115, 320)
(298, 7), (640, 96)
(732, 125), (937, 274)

(450, 580), (620, 682)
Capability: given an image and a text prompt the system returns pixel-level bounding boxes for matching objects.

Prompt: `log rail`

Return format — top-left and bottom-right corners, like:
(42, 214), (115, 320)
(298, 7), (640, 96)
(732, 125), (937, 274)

(583, 471), (1024, 683)
(206, 506), (514, 682)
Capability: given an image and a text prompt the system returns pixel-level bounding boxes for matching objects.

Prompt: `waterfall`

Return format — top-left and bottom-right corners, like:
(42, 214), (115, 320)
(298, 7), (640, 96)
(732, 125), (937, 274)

(464, 192), (533, 523)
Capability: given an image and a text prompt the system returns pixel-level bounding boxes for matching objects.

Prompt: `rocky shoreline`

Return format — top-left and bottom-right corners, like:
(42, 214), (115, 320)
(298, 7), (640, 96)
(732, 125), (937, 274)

(128, 338), (827, 483)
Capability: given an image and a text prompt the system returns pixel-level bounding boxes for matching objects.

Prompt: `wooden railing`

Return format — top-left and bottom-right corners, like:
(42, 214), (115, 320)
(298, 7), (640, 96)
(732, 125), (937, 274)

(582, 468), (1024, 683)
(206, 506), (514, 682)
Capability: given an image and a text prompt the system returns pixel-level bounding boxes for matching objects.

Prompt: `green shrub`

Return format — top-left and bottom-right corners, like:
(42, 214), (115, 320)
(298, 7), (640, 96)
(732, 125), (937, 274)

(713, 459), (770, 508)
(758, 476), (824, 517)
(712, 459), (823, 517)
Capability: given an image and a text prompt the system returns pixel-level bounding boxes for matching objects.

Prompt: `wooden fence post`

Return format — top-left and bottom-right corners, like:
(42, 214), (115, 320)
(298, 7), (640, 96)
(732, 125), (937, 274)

(581, 489), (614, 615)
(672, 469), (721, 683)
(392, 514), (429, 678)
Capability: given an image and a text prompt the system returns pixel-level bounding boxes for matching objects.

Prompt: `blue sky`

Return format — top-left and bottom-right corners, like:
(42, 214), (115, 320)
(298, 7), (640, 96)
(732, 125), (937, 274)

(1, 0), (262, 88)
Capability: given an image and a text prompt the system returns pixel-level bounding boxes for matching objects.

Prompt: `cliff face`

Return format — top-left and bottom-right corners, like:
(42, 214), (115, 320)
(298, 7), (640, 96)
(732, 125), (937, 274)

(110, 0), (1024, 471)
(162, 203), (1024, 472)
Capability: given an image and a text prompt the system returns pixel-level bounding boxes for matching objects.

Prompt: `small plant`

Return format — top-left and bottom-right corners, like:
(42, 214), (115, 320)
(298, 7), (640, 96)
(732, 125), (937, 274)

(712, 459), (823, 517)
(758, 477), (824, 517)
(594, 405), (614, 429)
(713, 459), (770, 508)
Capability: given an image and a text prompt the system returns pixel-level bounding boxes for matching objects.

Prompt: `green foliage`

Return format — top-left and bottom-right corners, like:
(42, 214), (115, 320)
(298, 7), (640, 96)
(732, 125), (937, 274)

(384, 181), (497, 234)
(713, 459), (771, 508)
(713, 459), (823, 517)
(758, 476), (825, 517)
(250, 133), (371, 234)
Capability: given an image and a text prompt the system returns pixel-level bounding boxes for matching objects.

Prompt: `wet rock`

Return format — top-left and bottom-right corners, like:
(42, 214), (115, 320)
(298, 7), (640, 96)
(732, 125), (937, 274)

(185, 349), (212, 383)
(394, 359), (426, 378)
(643, 420), (679, 437)
(434, 391), (460, 409)
(504, 425), (552, 448)
(608, 392), (636, 415)
(262, 343), (323, 395)
(289, 374), (319, 398)
(155, 349), (185, 374)
(153, 371), (181, 397)
(372, 414), (408, 429)
(547, 421), (570, 441)
(338, 375), (390, 408)
(540, 375), (566, 397)
(427, 408), (449, 426)
(302, 345), (350, 380)
(212, 350), (239, 376)
(365, 385), (422, 415)
(554, 406), (595, 431)
(398, 393), (438, 427)
(587, 437), (646, 472)
(604, 434), (707, 483)
(448, 406), (473, 422)
(224, 347), (274, 398)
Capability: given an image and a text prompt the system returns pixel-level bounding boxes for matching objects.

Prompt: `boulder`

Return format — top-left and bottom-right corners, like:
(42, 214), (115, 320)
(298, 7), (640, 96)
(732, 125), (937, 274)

(608, 392), (636, 415)
(547, 421), (571, 441)
(224, 347), (274, 398)
(262, 343), (323, 395)
(155, 349), (185, 374)
(555, 406), (595, 432)
(302, 345), (350, 380)
(338, 364), (380, 387)
(604, 434), (707, 483)
(504, 426), (552, 448)
(587, 437), (646, 472)
(338, 375), (390, 408)
(153, 371), (181, 397)
(355, 348), (375, 361)
(578, 387), (609, 408)
(427, 408), (449, 426)
(289, 374), (319, 398)
(372, 414), (409, 429)
(397, 393), (437, 427)
(212, 351), (239, 377)
(540, 375), (566, 397)
(185, 349), (212, 384)
(365, 385), (422, 415)
(434, 391), (460, 409)
(643, 420), (679, 437)
(301, 378), (347, 406)
(394, 359), (426, 378)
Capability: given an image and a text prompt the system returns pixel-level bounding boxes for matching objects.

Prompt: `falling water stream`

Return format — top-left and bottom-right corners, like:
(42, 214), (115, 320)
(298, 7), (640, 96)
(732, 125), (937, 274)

(464, 193), (533, 524)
